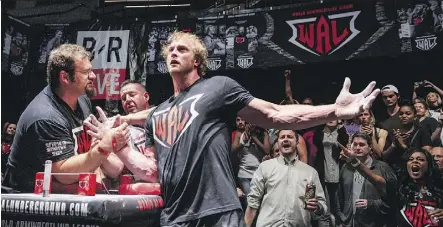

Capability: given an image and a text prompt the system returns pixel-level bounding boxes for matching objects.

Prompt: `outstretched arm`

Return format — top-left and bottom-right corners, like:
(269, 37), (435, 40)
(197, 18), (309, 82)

(120, 108), (154, 126)
(424, 80), (443, 96)
(239, 78), (380, 130)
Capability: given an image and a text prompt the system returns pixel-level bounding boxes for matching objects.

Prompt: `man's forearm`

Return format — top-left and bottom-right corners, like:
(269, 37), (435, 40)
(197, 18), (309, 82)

(354, 161), (386, 195)
(115, 146), (158, 182)
(122, 109), (151, 126)
(245, 207), (257, 227)
(52, 147), (107, 184)
(271, 104), (337, 130)
(101, 153), (125, 179)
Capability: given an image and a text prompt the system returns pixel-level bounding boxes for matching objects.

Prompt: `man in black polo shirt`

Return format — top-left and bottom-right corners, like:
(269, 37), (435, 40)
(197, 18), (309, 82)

(86, 32), (380, 226)
(2, 44), (126, 193)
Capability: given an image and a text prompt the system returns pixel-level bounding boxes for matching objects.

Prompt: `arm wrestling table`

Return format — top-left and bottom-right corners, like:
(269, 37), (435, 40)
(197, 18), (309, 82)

(1, 193), (162, 227)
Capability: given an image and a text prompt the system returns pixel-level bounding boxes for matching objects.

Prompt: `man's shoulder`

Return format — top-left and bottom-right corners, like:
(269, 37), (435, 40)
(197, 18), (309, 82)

(297, 160), (318, 172)
(208, 75), (235, 83)
(19, 90), (64, 127)
(201, 75), (236, 87)
(373, 159), (394, 172)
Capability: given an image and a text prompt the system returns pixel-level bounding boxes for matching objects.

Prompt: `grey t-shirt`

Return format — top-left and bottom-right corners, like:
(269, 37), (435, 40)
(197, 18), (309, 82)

(145, 76), (254, 225)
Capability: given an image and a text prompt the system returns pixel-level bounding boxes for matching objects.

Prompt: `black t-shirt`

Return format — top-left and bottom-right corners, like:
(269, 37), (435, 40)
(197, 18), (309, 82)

(3, 86), (92, 193)
(145, 76), (254, 225)
(385, 127), (432, 170)
(381, 111), (402, 133)
(417, 117), (441, 146)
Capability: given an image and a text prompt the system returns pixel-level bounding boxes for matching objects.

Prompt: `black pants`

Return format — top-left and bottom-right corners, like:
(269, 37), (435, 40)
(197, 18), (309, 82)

(164, 209), (245, 227)
(325, 182), (339, 216)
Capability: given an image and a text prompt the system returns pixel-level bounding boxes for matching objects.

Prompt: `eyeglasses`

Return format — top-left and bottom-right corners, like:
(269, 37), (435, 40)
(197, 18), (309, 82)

(75, 69), (94, 76)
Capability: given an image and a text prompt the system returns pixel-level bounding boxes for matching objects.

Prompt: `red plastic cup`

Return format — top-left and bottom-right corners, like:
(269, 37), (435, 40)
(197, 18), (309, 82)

(34, 172), (52, 195)
(77, 173), (96, 196)
(118, 175), (134, 195)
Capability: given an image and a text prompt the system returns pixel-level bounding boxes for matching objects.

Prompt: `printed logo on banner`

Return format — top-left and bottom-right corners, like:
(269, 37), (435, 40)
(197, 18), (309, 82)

(415, 35), (437, 51)
(157, 61), (168, 74)
(151, 94), (204, 148)
(237, 56), (254, 69)
(286, 11), (361, 56)
(77, 30), (130, 100)
(207, 58), (222, 71)
(236, 36), (246, 44)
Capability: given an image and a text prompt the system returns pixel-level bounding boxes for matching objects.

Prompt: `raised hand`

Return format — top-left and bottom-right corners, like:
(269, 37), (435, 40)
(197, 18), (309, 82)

(423, 80), (435, 88)
(284, 70), (291, 77)
(393, 129), (408, 148)
(338, 143), (355, 162)
(83, 106), (120, 140)
(360, 125), (373, 136)
(335, 78), (380, 119)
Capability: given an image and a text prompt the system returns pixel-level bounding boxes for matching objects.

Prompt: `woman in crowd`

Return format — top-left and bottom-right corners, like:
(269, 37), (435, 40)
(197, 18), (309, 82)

(396, 148), (443, 226)
(427, 91), (443, 119)
(414, 100), (442, 146)
(2, 122), (16, 171)
(232, 123), (270, 197)
(412, 80), (442, 120)
(358, 109), (389, 159)
(383, 102), (432, 174)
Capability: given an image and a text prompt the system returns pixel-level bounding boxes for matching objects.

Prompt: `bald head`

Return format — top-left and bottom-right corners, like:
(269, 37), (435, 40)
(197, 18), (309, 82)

(431, 147), (443, 169)
(119, 80), (149, 114)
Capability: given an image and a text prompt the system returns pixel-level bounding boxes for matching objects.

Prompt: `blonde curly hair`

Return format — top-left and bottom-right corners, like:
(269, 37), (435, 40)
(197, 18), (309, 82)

(161, 31), (208, 76)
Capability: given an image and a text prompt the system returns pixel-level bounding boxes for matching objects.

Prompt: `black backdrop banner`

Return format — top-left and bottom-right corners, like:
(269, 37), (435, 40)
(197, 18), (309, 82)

(125, 0), (442, 76)
(270, 1), (392, 63)
(128, 19), (177, 82)
(1, 17), (31, 77)
(4, 0), (443, 80)
(196, 15), (227, 71)
(36, 24), (74, 66)
(396, 0), (443, 52)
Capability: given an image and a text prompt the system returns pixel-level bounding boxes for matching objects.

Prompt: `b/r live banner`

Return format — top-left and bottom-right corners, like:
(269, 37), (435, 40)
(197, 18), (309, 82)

(76, 30), (130, 100)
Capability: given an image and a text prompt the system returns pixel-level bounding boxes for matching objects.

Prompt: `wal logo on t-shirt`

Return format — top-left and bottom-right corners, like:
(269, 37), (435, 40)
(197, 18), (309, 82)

(72, 125), (92, 155)
(401, 200), (439, 227)
(151, 94), (203, 148)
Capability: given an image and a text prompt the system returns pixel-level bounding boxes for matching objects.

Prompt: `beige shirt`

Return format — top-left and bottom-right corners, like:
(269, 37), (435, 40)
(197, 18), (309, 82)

(247, 155), (327, 227)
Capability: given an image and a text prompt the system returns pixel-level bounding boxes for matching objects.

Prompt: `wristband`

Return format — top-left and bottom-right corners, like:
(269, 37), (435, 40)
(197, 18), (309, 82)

(350, 158), (360, 168)
(97, 146), (111, 156)
(112, 137), (117, 152)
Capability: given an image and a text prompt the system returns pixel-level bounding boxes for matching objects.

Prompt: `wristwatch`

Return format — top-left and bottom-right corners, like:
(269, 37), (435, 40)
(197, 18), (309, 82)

(97, 146), (111, 156)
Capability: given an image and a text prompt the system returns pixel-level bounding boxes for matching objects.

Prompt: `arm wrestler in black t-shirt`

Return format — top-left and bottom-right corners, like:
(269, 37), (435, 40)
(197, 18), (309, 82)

(87, 32), (381, 227)
(2, 44), (126, 193)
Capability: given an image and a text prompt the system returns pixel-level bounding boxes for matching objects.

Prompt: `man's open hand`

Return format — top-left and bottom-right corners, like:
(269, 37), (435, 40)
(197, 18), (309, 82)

(335, 78), (380, 119)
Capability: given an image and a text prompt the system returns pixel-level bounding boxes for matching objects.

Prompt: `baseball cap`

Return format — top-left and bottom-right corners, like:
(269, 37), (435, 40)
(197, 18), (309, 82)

(381, 85), (399, 94)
